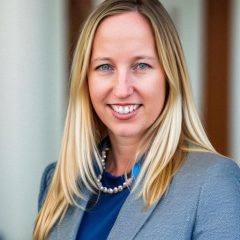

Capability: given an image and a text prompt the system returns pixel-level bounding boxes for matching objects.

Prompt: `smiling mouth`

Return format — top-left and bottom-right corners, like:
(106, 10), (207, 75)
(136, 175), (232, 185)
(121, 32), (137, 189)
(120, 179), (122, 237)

(109, 104), (141, 114)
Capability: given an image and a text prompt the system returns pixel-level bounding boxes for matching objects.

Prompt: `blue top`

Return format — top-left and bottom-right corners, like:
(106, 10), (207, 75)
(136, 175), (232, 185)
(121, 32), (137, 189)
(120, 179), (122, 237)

(76, 171), (131, 240)
(76, 161), (141, 240)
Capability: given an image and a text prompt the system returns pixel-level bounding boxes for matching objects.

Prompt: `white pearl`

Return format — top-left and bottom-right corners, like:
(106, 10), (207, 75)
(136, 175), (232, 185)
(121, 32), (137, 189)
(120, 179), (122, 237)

(108, 188), (113, 194)
(96, 146), (134, 194)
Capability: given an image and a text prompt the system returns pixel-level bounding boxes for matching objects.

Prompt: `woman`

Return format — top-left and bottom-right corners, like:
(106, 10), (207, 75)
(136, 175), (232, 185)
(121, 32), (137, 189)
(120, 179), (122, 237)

(33, 0), (240, 239)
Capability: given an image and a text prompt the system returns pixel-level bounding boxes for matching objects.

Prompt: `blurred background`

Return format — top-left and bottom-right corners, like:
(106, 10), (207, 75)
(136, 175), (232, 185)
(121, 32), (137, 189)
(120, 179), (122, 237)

(0, 0), (239, 239)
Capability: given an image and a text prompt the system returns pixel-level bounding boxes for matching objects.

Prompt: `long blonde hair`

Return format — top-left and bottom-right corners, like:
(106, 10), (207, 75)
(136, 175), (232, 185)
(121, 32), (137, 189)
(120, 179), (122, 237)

(33, 0), (215, 239)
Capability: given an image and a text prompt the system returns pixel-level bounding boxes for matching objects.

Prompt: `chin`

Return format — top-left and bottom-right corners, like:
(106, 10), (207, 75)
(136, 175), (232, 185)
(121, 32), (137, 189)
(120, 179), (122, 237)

(110, 127), (144, 139)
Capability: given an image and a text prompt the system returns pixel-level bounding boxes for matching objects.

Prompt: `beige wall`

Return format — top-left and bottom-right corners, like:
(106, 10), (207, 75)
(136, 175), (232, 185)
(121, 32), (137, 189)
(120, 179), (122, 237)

(0, 0), (67, 239)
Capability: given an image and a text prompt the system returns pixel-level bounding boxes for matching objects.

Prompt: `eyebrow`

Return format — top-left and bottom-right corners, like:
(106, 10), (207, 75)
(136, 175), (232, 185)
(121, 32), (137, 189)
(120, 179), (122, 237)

(132, 56), (157, 62)
(91, 57), (112, 63)
(91, 56), (156, 63)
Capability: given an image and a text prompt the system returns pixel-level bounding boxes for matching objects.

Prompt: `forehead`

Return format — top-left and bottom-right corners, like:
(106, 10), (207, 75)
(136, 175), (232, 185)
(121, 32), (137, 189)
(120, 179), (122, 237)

(96, 11), (152, 36)
(96, 11), (152, 34)
(91, 12), (156, 55)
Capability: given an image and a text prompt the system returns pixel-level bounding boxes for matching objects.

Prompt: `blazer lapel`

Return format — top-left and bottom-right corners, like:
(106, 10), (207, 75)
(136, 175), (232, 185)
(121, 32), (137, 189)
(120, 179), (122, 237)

(107, 190), (158, 240)
(56, 193), (90, 240)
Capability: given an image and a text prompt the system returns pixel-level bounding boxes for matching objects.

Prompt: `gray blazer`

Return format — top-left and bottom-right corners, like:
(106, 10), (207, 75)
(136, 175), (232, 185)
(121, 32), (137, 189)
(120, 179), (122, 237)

(38, 152), (240, 239)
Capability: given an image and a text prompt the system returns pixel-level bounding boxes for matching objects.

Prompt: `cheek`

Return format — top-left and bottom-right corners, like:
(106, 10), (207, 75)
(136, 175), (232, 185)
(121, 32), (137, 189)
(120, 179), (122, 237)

(89, 78), (102, 103)
(88, 80), (109, 119)
(146, 80), (166, 113)
(89, 76), (110, 100)
(88, 80), (100, 115)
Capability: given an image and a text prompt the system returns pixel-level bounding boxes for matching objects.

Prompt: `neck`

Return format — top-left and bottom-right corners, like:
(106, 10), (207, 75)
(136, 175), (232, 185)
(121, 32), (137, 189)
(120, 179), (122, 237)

(106, 134), (142, 176)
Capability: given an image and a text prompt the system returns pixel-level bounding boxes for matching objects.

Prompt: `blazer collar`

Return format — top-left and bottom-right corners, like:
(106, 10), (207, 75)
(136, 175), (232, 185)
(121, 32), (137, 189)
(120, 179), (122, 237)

(56, 191), (90, 240)
(55, 187), (158, 240)
(107, 189), (158, 240)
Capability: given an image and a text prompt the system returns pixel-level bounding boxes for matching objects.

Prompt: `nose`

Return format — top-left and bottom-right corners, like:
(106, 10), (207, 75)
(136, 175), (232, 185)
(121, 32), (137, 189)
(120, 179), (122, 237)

(113, 71), (133, 98)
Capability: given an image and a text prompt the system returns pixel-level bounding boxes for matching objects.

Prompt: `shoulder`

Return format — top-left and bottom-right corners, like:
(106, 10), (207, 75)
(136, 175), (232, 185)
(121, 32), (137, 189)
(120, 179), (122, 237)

(179, 151), (240, 181)
(172, 151), (240, 211)
(181, 151), (240, 200)
(179, 152), (240, 238)
(171, 152), (240, 238)
(38, 162), (57, 211)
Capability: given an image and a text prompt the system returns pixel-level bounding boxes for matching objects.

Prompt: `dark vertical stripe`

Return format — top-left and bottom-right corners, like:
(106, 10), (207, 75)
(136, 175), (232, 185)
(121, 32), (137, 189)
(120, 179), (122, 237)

(204, 0), (231, 155)
(68, 0), (93, 59)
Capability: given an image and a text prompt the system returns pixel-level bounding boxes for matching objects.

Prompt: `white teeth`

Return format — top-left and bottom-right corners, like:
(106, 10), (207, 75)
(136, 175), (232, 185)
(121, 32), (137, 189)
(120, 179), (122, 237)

(112, 105), (118, 112)
(123, 106), (129, 114)
(111, 104), (140, 114)
(119, 106), (123, 113)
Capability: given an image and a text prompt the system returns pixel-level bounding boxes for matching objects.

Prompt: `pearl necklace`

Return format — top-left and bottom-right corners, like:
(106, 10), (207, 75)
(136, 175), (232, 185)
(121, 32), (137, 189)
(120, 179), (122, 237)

(96, 147), (133, 194)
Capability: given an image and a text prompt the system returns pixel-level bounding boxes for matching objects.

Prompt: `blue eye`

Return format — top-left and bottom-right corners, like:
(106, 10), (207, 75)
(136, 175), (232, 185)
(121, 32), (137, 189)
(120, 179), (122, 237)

(97, 64), (112, 71)
(137, 63), (150, 70)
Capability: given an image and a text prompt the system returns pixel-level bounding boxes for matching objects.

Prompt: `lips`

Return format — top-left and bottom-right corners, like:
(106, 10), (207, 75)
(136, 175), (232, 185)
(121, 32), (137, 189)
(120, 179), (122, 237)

(110, 104), (141, 114)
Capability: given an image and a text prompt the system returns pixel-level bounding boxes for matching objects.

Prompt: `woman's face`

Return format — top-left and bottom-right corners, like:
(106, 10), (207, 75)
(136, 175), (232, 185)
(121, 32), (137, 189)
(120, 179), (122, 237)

(88, 12), (166, 142)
